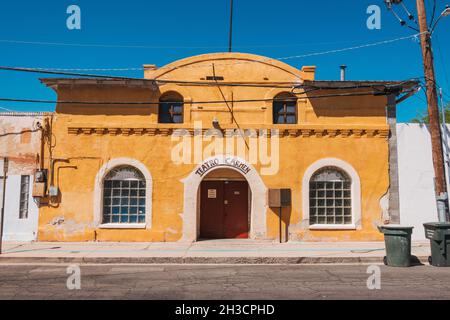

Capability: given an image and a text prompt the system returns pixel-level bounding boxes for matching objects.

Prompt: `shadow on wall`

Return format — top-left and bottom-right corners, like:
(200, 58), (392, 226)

(306, 90), (387, 118)
(280, 207), (292, 242)
(55, 86), (162, 116)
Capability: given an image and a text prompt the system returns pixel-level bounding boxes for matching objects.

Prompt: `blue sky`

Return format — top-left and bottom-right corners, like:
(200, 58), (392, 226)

(0, 0), (449, 122)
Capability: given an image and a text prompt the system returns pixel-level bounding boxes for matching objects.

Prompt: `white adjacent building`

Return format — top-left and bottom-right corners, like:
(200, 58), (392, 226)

(0, 113), (44, 241)
(397, 123), (450, 240)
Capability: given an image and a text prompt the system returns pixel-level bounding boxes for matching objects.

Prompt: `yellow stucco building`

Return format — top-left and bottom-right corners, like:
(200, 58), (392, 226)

(35, 52), (417, 242)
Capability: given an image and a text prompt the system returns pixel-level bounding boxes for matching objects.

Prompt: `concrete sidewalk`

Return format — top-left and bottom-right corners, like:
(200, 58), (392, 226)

(0, 240), (431, 264)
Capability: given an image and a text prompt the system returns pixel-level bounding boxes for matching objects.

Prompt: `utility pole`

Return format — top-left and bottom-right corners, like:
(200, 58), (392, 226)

(228, 0), (234, 52)
(0, 157), (8, 254)
(416, 0), (449, 221)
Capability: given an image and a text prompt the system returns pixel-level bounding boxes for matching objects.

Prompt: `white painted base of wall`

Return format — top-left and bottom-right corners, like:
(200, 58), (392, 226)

(397, 124), (443, 240)
(1, 175), (38, 242)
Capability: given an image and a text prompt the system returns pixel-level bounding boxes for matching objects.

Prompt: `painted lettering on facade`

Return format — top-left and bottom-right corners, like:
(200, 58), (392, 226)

(195, 157), (252, 177)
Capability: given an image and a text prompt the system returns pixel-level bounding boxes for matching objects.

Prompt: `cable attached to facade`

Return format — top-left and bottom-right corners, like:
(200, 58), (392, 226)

(0, 91), (403, 107)
(211, 63), (249, 150)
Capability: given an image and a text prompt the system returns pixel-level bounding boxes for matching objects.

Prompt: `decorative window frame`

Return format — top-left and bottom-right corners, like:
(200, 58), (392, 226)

(93, 158), (153, 229)
(302, 158), (362, 230)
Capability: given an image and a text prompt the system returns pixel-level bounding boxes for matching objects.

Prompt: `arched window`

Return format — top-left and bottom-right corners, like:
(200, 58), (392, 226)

(309, 166), (352, 225)
(159, 92), (184, 123)
(102, 166), (146, 224)
(273, 92), (297, 124)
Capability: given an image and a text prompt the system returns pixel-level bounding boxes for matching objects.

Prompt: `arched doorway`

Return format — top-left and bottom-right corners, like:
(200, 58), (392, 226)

(181, 155), (267, 242)
(199, 169), (250, 239)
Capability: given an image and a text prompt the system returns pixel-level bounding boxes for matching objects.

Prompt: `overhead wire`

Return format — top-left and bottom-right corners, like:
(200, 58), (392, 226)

(0, 90), (412, 107)
(434, 36), (450, 101)
(387, 4), (420, 31)
(0, 66), (300, 88)
(429, 0), (437, 28)
(417, 76), (450, 103)
(400, 1), (418, 24)
(0, 106), (15, 112)
(0, 66), (418, 91)
(0, 33), (425, 74)
(0, 32), (423, 111)
(0, 33), (424, 51)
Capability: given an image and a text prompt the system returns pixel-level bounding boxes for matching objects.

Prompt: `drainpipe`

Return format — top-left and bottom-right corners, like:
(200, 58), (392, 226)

(340, 65), (347, 81)
(386, 94), (401, 224)
(0, 158), (9, 254)
(39, 122), (45, 171)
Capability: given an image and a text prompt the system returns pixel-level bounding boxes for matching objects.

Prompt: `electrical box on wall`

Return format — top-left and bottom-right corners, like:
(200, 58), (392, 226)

(32, 182), (46, 198)
(49, 186), (59, 197)
(268, 189), (291, 207)
(32, 169), (48, 198)
(35, 169), (48, 183)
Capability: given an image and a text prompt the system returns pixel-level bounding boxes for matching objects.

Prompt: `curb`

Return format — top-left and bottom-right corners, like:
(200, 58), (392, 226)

(0, 255), (430, 265)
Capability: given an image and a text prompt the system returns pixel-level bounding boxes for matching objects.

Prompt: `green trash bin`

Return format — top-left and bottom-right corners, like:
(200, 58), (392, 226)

(423, 223), (450, 267)
(378, 225), (414, 267)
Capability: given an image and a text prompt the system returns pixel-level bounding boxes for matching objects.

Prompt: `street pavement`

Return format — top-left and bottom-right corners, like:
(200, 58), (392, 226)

(0, 263), (449, 300)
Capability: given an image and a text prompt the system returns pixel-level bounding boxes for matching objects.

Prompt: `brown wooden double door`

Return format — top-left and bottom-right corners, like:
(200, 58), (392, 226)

(200, 180), (249, 239)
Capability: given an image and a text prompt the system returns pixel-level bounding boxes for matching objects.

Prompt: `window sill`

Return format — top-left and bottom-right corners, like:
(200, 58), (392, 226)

(98, 223), (146, 229)
(309, 224), (357, 230)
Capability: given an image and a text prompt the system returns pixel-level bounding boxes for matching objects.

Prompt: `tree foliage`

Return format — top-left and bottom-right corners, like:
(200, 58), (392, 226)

(411, 103), (450, 124)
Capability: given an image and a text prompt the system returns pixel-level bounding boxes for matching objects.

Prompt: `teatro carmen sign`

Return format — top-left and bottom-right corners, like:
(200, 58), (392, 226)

(195, 156), (252, 177)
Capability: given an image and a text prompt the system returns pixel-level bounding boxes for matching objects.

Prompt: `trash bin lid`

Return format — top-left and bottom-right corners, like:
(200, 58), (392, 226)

(423, 222), (450, 229)
(379, 224), (414, 230)
(378, 225), (414, 235)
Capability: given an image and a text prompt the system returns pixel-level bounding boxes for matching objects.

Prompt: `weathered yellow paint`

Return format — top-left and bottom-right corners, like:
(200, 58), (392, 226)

(38, 52), (389, 242)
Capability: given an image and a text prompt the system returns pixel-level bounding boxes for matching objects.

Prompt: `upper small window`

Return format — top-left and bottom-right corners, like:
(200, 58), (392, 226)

(159, 92), (184, 123)
(273, 93), (297, 124)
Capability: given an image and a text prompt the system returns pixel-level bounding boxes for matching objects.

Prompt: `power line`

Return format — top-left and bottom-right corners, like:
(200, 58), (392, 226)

(435, 35), (450, 98)
(0, 33), (425, 73)
(385, 3), (420, 31)
(275, 32), (424, 61)
(429, 0), (437, 27)
(0, 35), (422, 50)
(417, 76), (450, 103)
(0, 91), (405, 106)
(2, 65), (415, 91)
(0, 66), (298, 88)
(413, 91), (428, 104)
(0, 106), (15, 112)
(0, 66), (136, 80)
(0, 39), (231, 49)
(22, 67), (143, 72)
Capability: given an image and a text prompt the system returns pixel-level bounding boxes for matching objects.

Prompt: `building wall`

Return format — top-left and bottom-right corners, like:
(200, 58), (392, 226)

(0, 114), (42, 175)
(37, 53), (391, 242)
(37, 130), (389, 242)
